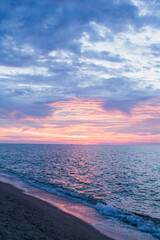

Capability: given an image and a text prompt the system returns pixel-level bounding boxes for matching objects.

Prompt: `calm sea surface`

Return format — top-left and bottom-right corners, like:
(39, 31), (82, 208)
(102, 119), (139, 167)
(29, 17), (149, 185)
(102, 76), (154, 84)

(0, 144), (160, 239)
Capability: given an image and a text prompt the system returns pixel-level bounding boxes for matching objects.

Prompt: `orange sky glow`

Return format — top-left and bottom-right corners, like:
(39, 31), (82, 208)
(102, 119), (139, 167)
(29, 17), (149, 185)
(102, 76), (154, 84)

(1, 1), (160, 146)
(0, 97), (160, 145)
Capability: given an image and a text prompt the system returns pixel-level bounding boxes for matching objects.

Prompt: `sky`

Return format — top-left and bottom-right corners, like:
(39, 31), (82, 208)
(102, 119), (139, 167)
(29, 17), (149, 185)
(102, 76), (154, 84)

(0, 0), (160, 144)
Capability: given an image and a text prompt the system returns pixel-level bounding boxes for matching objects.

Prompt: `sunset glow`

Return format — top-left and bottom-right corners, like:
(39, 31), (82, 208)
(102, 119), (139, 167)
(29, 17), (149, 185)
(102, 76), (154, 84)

(1, 97), (160, 144)
(1, 1), (160, 144)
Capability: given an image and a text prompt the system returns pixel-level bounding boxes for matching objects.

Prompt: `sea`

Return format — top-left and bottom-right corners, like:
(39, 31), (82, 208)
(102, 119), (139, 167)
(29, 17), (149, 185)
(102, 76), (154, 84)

(0, 144), (159, 240)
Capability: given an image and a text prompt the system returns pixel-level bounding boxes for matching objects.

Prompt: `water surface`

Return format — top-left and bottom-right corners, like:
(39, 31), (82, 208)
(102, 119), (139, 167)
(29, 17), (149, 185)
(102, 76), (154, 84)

(0, 144), (159, 239)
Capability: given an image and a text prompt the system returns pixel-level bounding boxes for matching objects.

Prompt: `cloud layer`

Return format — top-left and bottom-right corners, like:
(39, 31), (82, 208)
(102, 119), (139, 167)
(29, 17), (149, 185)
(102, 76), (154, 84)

(0, 0), (160, 143)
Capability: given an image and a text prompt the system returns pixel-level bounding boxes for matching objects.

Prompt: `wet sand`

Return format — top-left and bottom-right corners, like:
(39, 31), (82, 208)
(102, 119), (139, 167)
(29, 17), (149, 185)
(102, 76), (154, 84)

(0, 181), (113, 240)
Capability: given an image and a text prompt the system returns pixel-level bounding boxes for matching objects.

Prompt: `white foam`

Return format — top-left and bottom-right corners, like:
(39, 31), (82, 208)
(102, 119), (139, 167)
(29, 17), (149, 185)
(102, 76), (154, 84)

(0, 173), (159, 240)
(96, 203), (160, 239)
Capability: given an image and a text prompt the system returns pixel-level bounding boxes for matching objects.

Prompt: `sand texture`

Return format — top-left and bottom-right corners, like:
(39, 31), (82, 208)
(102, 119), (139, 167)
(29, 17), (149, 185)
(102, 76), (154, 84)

(0, 181), (113, 240)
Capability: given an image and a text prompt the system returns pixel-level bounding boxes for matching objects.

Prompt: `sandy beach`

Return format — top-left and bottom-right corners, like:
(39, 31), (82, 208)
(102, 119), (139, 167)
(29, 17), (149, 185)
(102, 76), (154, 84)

(0, 181), (113, 240)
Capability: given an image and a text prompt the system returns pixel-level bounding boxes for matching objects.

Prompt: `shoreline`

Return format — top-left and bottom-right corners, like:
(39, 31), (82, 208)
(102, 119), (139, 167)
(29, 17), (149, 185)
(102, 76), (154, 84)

(0, 181), (113, 240)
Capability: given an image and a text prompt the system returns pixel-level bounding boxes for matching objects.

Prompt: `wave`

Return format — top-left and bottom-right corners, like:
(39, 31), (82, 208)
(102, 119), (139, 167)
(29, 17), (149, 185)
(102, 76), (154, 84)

(0, 170), (160, 239)
(19, 176), (160, 239)
(96, 203), (160, 239)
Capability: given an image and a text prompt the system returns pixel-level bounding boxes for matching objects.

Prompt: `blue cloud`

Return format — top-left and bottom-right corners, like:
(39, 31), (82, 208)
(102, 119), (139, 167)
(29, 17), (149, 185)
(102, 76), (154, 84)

(0, 92), (52, 119)
(102, 99), (142, 115)
(0, 0), (138, 61)
(0, 0), (160, 125)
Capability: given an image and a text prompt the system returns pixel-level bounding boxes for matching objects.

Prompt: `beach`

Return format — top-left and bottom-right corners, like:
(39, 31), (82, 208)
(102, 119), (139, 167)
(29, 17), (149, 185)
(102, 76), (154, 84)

(0, 181), (112, 240)
(0, 144), (159, 240)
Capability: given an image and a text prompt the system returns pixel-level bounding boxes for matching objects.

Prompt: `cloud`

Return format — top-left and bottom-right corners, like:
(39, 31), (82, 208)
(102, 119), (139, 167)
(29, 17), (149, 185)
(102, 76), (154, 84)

(0, 92), (52, 120)
(0, 65), (50, 76)
(0, 0), (160, 143)
(102, 99), (137, 115)
(0, 0), (139, 64)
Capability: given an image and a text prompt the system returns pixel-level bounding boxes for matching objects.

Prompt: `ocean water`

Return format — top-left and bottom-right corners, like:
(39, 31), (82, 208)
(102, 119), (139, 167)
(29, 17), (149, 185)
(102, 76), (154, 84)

(0, 144), (159, 239)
